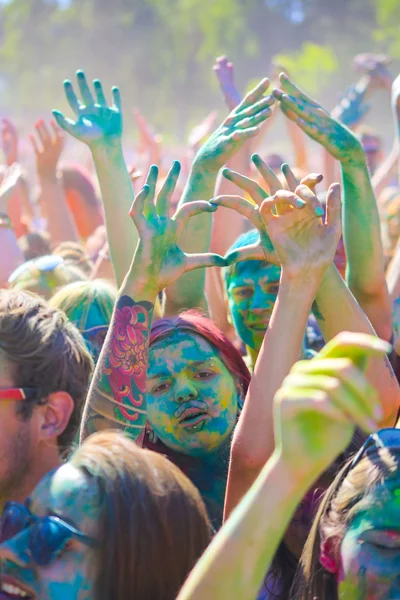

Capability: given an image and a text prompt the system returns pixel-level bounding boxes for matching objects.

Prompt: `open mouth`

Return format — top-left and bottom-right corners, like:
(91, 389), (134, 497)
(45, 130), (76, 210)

(0, 578), (34, 599)
(247, 322), (269, 332)
(179, 407), (210, 430)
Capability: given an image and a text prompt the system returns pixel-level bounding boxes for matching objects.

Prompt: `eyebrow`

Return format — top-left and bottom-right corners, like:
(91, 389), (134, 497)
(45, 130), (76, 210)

(148, 359), (215, 380)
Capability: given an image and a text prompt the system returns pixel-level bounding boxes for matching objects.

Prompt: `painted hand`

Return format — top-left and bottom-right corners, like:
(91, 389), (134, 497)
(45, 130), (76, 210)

(273, 73), (364, 164)
(213, 55), (242, 111)
(274, 332), (391, 482)
(353, 53), (392, 90)
(195, 78), (274, 174)
(53, 71), (122, 148)
(1, 118), (19, 166)
(211, 155), (333, 276)
(29, 120), (64, 178)
(127, 161), (226, 296)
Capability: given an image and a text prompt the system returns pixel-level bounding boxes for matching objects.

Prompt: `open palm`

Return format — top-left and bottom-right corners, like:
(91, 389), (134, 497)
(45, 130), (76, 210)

(53, 70), (122, 147)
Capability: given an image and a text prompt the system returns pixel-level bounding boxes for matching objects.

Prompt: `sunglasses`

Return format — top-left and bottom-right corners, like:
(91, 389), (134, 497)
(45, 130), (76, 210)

(0, 502), (97, 566)
(348, 428), (400, 470)
(8, 255), (64, 284)
(0, 388), (38, 401)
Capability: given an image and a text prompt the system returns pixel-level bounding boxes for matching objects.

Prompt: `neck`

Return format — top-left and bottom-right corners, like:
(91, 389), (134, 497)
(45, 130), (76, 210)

(247, 345), (260, 370)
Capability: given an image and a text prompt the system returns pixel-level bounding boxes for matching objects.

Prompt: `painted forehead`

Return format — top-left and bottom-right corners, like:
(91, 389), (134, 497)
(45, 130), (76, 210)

(30, 463), (101, 525)
(229, 260), (281, 285)
(348, 474), (400, 526)
(148, 330), (223, 376)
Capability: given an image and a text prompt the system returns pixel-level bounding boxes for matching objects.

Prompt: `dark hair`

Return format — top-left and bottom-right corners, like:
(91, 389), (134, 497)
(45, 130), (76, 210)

(0, 290), (93, 451)
(18, 232), (51, 261)
(71, 431), (211, 600)
(150, 310), (251, 395)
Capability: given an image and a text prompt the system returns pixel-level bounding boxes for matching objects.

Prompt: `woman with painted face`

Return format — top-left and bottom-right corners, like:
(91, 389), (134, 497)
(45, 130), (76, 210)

(177, 333), (394, 600)
(80, 161), (250, 528)
(0, 430), (211, 600)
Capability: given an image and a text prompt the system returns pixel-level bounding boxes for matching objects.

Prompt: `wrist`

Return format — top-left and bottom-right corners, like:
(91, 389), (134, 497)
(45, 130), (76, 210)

(269, 450), (316, 495)
(90, 139), (123, 157)
(121, 271), (159, 304)
(339, 140), (366, 167)
(280, 266), (326, 289)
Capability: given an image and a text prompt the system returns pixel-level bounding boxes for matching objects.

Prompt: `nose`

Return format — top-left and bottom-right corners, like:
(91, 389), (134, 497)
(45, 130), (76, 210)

(250, 287), (275, 313)
(0, 530), (32, 568)
(174, 379), (199, 404)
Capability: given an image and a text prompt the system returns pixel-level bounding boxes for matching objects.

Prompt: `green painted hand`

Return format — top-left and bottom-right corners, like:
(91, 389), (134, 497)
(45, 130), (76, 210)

(127, 161), (226, 297)
(274, 73), (364, 164)
(52, 71), (122, 148)
(195, 78), (274, 174)
(274, 332), (391, 482)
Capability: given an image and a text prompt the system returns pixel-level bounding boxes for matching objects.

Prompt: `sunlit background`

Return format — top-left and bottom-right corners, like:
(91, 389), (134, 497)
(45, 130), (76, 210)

(0, 0), (398, 157)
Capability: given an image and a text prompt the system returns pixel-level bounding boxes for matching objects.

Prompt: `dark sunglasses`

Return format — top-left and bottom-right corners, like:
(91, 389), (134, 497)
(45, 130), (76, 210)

(0, 502), (97, 566)
(348, 428), (400, 470)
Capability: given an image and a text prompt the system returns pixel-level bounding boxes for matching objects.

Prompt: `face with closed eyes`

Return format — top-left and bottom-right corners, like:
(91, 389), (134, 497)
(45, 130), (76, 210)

(226, 260), (281, 352)
(147, 331), (240, 458)
(333, 477), (400, 599)
(0, 463), (101, 600)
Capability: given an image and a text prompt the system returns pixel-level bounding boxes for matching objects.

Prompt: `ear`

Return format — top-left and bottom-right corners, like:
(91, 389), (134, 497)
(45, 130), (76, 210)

(38, 392), (74, 442)
(319, 538), (339, 574)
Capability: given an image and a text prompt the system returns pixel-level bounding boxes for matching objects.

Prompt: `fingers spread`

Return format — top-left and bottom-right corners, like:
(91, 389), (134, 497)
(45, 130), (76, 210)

(211, 194), (265, 230)
(93, 79), (107, 106)
(294, 184), (324, 217)
(325, 182), (342, 230)
(156, 160), (181, 218)
(185, 252), (226, 271)
(76, 70), (94, 106)
(237, 77), (270, 112)
(222, 168), (268, 206)
(252, 153), (282, 195)
(63, 80), (80, 114)
(174, 201), (217, 236)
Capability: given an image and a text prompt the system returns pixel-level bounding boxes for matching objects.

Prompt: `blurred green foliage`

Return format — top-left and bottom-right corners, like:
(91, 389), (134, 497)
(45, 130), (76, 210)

(0, 0), (397, 138)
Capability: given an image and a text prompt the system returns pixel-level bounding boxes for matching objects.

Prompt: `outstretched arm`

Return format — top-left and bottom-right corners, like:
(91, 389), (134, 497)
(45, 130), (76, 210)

(275, 74), (392, 341)
(80, 162), (225, 441)
(213, 161), (341, 518)
(53, 71), (135, 286)
(177, 334), (387, 600)
(164, 78), (274, 315)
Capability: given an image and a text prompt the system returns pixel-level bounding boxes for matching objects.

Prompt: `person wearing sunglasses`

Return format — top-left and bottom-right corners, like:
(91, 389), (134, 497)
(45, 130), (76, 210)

(177, 332), (398, 600)
(0, 430), (211, 600)
(0, 290), (93, 513)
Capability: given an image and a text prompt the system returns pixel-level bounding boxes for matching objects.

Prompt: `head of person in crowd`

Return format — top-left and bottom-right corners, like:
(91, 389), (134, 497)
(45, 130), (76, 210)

(61, 165), (103, 240)
(0, 430), (211, 600)
(223, 229), (281, 361)
(293, 429), (400, 599)
(53, 241), (94, 278)
(145, 311), (250, 460)
(8, 254), (86, 299)
(265, 430), (366, 600)
(0, 289), (93, 512)
(50, 280), (116, 363)
(17, 232), (52, 262)
(355, 124), (383, 175)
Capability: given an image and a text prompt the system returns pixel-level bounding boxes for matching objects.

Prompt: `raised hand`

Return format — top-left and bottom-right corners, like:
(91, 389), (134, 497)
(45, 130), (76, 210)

(353, 52), (392, 90)
(53, 71), (122, 147)
(212, 154), (331, 270)
(274, 332), (391, 481)
(29, 120), (64, 178)
(127, 161), (225, 297)
(213, 55), (242, 111)
(1, 118), (19, 166)
(195, 78), (274, 174)
(273, 73), (364, 164)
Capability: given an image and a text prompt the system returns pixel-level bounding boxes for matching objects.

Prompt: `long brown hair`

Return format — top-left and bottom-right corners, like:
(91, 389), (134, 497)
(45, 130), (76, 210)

(70, 430), (212, 600)
(292, 447), (400, 599)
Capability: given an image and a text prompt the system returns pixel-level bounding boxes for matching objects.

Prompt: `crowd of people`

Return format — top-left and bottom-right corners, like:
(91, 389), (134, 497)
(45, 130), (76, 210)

(0, 50), (399, 599)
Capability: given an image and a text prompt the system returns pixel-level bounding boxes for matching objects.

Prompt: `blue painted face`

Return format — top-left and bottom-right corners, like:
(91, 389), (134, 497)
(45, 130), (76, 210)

(226, 260), (281, 352)
(0, 464), (100, 600)
(147, 331), (240, 458)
